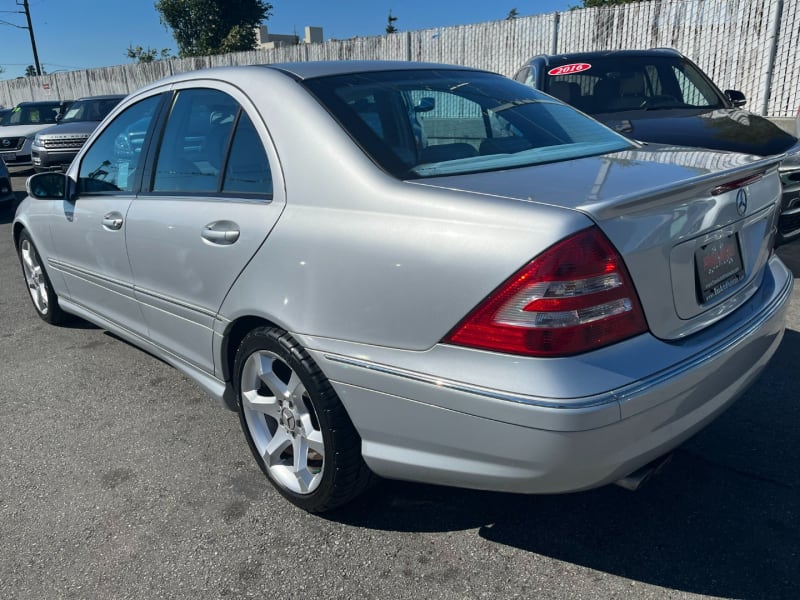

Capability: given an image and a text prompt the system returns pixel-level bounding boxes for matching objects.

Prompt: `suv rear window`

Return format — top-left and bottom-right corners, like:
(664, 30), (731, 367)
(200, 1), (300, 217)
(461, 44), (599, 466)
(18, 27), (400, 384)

(303, 69), (634, 179)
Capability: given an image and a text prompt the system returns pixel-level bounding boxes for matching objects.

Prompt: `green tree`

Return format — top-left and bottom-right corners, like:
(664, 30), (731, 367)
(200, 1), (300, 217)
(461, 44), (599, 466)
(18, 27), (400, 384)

(507, 8), (519, 20)
(126, 45), (172, 63)
(386, 10), (398, 34)
(155, 0), (272, 57)
(24, 65), (37, 77)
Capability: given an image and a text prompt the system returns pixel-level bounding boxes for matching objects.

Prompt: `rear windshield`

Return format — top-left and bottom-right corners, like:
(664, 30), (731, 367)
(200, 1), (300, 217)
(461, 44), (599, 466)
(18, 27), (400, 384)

(302, 69), (633, 179)
(542, 56), (726, 115)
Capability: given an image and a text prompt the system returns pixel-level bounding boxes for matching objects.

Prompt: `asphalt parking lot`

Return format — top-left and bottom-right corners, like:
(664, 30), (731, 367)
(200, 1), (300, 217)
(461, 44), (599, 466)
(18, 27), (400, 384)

(1, 165), (799, 600)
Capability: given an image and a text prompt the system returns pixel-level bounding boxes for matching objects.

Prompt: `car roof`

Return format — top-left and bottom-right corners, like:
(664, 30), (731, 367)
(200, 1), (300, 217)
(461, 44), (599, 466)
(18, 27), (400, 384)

(261, 60), (482, 80)
(16, 100), (70, 105)
(123, 61), (490, 99)
(75, 94), (126, 101)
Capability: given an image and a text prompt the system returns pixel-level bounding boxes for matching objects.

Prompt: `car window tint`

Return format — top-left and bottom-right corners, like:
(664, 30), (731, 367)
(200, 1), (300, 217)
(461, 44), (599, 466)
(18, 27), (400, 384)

(8, 103), (61, 126)
(222, 112), (273, 196)
(544, 57), (726, 114)
(78, 95), (161, 194)
(303, 70), (633, 179)
(61, 98), (122, 123)
(644, 65), (662, 95)
(152, 89), (239, 194)
(671, 65), (712, 107)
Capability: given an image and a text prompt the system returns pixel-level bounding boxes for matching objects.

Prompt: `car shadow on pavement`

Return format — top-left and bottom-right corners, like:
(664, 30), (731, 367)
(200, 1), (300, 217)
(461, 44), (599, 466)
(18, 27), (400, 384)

(0, 198), (21, 225)
(333, 329), (800, 599)
(0, 189), (28, 223)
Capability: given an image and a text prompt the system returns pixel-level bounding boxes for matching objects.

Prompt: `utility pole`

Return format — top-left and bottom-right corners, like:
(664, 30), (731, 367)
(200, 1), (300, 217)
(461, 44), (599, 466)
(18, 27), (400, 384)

(20, 0), (42, 76)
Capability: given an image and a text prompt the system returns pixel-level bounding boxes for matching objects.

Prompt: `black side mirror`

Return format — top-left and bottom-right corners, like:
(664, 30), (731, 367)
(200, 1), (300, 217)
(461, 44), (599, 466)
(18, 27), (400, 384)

(725, 89), (747, 108)
(26, 172), (68, 200)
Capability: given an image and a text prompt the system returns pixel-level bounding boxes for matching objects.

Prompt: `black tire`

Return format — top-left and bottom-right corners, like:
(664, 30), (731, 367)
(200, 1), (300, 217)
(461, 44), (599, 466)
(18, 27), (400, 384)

(233, 326), (374, 512)
(17, 229), (66, 325)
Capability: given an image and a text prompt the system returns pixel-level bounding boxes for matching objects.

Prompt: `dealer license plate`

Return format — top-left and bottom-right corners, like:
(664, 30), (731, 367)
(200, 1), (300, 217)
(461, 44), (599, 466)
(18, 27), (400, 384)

(695, 233), (745, 303)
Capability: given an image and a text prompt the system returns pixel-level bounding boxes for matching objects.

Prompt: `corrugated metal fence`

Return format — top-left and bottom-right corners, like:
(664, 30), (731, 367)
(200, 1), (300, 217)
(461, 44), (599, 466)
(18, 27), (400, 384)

(1, 0), (799, 117)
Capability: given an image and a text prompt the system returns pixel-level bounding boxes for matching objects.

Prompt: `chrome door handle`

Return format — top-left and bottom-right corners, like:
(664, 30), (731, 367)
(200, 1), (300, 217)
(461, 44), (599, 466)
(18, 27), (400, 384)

(202, 221), (240, 245)
(102, 212), (124, 230)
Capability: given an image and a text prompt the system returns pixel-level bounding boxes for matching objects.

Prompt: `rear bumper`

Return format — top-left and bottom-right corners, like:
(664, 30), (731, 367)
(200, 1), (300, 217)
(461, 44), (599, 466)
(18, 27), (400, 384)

(307, 255), (793, 493)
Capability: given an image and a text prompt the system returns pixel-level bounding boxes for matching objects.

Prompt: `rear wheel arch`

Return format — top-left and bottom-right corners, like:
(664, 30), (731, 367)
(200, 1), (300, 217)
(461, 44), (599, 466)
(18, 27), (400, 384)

(220, 315), (287, 407)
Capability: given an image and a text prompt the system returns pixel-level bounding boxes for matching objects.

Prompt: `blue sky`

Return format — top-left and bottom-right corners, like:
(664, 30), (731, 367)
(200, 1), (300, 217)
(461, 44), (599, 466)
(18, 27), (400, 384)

(0, 0), (572, 79)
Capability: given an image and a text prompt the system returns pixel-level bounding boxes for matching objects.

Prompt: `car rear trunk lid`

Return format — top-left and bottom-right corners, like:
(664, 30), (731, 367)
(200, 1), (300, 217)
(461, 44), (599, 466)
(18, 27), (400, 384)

(409, 145), (783, 340)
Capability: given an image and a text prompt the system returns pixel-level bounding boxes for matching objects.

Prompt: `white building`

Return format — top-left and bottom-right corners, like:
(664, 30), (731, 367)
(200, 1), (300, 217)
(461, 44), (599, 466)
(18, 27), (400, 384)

(255, 25), (323, 49)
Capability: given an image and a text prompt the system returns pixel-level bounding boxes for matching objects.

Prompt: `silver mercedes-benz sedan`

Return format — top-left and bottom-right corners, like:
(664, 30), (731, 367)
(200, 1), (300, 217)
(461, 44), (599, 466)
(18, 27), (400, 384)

(13, 61), (793, 512)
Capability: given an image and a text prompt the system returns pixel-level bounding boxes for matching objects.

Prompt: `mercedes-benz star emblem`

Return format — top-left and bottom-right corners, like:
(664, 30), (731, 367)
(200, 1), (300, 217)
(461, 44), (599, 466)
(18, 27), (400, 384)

(736, 188), (748, 217)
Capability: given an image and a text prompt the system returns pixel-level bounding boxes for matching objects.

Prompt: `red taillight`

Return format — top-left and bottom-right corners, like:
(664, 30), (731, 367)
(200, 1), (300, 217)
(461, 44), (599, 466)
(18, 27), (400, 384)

(444, 227), (648, 357)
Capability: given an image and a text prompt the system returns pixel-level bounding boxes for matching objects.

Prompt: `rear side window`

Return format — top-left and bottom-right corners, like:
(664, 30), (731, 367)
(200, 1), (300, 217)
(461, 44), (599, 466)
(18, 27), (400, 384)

(223, 113), (273, 196)
(151, 88), (272, 198)
(153, 89), (238, 193)
(78, 95), (162, 194)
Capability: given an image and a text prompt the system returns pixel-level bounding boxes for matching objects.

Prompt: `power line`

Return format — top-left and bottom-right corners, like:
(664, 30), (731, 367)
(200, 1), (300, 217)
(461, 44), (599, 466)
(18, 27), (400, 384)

(0, 2), (42, 75)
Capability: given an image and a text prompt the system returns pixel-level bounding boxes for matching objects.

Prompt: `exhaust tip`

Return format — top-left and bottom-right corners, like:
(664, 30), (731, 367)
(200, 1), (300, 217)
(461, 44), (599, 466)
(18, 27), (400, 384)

(614, 453), (673, 491)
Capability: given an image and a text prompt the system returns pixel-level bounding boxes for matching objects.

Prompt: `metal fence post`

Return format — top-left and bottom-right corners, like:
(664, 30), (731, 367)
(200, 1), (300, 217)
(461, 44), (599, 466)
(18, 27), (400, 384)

(763, 0), (784, 116)
(552, 11), (560, 55)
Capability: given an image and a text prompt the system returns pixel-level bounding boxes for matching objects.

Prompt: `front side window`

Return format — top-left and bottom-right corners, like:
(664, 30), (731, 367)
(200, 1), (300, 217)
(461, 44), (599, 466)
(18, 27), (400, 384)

(78, 95), (162, 193)
(303, 69), (633, 179)
(670, 63), (722, 108)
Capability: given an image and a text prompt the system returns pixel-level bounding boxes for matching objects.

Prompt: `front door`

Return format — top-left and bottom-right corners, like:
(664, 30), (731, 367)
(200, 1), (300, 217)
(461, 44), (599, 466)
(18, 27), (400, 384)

(47, 95), (163, 338)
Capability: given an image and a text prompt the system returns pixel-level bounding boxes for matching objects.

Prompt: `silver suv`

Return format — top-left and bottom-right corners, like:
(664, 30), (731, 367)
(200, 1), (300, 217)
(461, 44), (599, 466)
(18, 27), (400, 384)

(31, 94), (125, 172)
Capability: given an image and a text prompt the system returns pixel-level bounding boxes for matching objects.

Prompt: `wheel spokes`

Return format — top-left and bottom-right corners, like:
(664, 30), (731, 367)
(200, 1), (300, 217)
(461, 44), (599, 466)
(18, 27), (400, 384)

(263, 427), (293, 465)
(20, 241), (48, 315)
(240, 348), (326, 495)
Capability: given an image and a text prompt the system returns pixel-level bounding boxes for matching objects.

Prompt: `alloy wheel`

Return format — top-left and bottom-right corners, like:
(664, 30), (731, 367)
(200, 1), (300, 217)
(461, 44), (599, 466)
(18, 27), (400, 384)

(239, 349), (325, 495)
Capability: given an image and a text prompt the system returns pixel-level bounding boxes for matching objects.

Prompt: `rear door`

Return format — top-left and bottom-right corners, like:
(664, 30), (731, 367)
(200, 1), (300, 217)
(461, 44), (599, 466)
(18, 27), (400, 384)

(124, 84), (285, 375)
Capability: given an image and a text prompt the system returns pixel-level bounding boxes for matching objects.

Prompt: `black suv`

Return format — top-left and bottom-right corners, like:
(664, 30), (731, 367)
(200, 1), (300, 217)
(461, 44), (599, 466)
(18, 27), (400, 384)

(514, 48), (800, 245)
